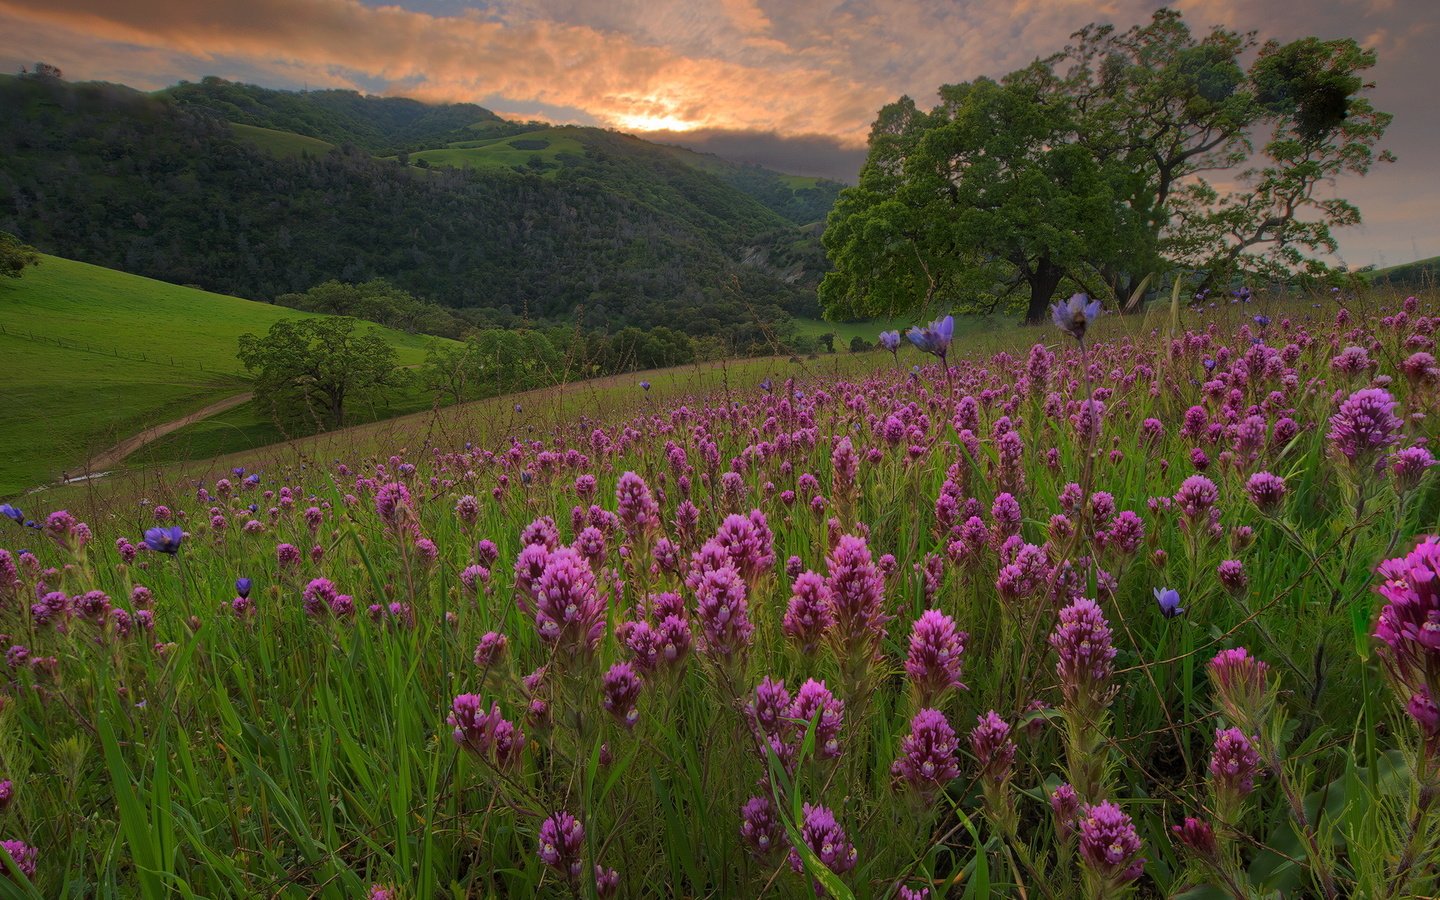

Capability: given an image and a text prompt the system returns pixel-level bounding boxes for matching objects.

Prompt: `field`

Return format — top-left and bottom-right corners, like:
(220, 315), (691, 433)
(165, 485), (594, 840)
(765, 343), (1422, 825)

(4, 286), (1439, 897)
(405, 128), (588, 173)
(0, 256), (441, 496)
(230, 122), (336, 158)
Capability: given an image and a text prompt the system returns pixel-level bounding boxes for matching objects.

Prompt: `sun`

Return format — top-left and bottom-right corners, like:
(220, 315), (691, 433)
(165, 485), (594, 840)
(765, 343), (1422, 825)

(613, 112), (699, 132)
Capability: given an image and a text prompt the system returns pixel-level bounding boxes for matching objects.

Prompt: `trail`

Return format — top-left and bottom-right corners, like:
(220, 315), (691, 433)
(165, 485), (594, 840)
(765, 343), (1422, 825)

(86, 392), (254, 471)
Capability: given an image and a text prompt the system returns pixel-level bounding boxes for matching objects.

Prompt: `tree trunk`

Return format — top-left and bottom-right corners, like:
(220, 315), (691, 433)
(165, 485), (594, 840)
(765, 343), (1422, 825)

(1023, 260), (1064, 325)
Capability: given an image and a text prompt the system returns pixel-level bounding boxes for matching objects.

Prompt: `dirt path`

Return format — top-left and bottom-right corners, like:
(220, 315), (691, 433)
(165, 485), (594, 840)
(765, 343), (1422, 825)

(87, 392), (254, 470)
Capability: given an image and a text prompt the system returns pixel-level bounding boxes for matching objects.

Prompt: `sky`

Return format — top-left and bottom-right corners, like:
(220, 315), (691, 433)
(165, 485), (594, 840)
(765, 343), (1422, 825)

(0, 0), (1434, 267)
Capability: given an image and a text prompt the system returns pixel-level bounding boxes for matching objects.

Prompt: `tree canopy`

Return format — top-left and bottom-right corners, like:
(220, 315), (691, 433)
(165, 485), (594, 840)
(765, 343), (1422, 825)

(821, 7), (1393, 323)
(0, 231), (39, 278)
(237, 317), (399, 430)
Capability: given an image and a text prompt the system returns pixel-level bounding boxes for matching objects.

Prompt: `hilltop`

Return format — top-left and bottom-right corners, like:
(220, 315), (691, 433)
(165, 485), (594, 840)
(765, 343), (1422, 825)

(0, 73), (834, 349)
(0, 254), (441, 496)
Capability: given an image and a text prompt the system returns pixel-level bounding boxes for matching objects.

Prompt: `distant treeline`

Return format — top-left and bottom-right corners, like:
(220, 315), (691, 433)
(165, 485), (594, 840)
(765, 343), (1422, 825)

(0, 72), (823, 353)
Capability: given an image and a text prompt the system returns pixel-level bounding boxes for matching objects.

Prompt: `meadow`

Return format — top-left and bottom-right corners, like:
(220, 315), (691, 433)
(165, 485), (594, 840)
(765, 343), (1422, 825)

(0, 256), (443, 496)
(0, 288), (1438, 898)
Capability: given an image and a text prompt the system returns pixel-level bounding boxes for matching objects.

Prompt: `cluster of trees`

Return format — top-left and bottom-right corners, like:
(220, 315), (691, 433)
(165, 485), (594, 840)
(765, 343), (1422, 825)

(0, 230), (39, 278)
(237, 317), (399, 431)
(0, 72), (821, 352)
(274, 279), (472, 339)
(821, 9), (1393, 323)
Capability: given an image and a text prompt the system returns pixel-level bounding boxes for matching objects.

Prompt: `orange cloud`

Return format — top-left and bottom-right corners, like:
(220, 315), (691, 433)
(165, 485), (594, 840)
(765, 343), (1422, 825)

(0, 0), (890, 141)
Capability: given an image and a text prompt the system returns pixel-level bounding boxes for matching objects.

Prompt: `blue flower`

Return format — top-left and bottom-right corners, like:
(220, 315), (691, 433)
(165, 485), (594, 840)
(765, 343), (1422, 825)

(1154, 587), (1185, 619)
(0, 504), (23, 526)
(143, 526), (184, 555)
(907, 315), (955, 359)
(235, 577), (252, 599)
(244, 474), (261, 487)
(1253, 315), (1270, 327)
(760, 378), (773, 393)
(1050, 293), (1101, 340)
(640, 380), (651, 391)
(1203, 358), (1216, 372)
(878, 330), (901, 352)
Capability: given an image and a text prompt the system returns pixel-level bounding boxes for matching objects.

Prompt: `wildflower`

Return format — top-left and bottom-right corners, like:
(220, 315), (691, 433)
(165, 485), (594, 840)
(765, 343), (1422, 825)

(969, 711), (1016, 785)
(1051, 783), (1082, 839)
(0, 504), (23, 526)
(1245, 471), (1287, 513)
(905, 610), (967, 704)
(473, 631), (508, 669)
(789, 679), (844, 760)
(1208, 648), (1273, 730)
(1328, 387), (1401, 472)
(1174, 475), (1219, 520)
(1051, 293), (1101, 341)
(740, 795), (784, 859)
(1050, 598), (1117, 714)
(1392, 446), (1436, 492)
(878, 330), (901, 352)
(143, 525), (184, 555)
(533, 548), (606, 656)
(788, 804), (857, 878)
(615, 472), (660, 539)
(694, 564), (754, 662)
(601, 661), (643, 728)
(747, 676), (793, 744)
(368, 886), (395, 900)
(907, 314), (955, 365)
(0, 781), (11, 811)
(1154, 587), (1185, 619)
(448, 694), (524, 769)
(893, 708), (960, 794)
(1373, 537), (1440, 697)
(825, 534), (888, 663)
(1078, 801), (1145, 886)
(1171, 817), (1219, 861)
(235, 577), (252, 599)
(1217, 559), (1248, 596)
(1209, 727), (1263, 811)
(0, 840), (36, 878)
(537, 811), (585, 884)
(783, 571), (834, 654)
(640, 380), (651, 391)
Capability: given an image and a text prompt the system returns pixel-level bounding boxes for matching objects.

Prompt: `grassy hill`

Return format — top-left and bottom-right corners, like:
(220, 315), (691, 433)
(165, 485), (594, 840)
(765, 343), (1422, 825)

(230, 122), (335, 158)
(1365, 255), (1439, 290)
(0, 255), (440, 496)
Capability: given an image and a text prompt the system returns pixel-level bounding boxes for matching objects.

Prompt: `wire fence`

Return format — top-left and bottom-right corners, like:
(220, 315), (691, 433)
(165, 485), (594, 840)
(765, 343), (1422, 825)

(0, 322), (211, 371)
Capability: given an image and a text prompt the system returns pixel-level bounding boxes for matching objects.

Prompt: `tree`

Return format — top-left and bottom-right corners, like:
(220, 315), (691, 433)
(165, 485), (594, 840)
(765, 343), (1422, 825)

(237, 317), (399, 430)
(419, 338), (484, 405)
(0, 232), (40, 279)
(821, 71), (1138, 324)
(822, 8), (1391, 324)
(1051, 9), (1391, 293)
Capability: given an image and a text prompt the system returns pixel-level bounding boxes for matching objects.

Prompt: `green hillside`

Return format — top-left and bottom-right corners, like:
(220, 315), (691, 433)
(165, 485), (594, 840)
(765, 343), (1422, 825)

(0, 255), (439, 496)
(1366, 254), (1439, 290)
(230, 122), (335, 158)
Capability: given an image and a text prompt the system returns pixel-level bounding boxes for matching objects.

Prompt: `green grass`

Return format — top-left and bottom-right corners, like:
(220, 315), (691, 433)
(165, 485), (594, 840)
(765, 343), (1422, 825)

(0, 255), (443, 496)
(229, 123), (335, 158)
(405, 128), (587, 174)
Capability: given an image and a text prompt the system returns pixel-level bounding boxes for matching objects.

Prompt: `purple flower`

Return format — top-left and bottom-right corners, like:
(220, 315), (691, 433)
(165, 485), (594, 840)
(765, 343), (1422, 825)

(783, 571), (834, 654)
(0, 840), (36, 878)
(374, 482), (413, 529)
(904, 609), (967, 704)
(907, 314), (955, 360)
(1328, 387), (1402, 471)
(1209, 727), (1263, 802)
(1217, 559), (1248, 596)
(447, 694), (524, 769)
(1245, 471), (1287, 513)
(1171, 816), (1219, 861)
(1051, 293), (1101, 340)
(143, 525), (184, 554)
(1078, 801), (1145, 885)
(893, 708), (960, 794)
(1153, 587), (1184, 619)
(789, 679), (844, 760)
(1208, 648), (1273, 729)
(878, 330), (901, 352)
(1050, 598), (1117, 713)
(368, 886), (395, 900)
(615, 471), (660, 539)
(1174, 475), (1219, 520)
(825, 534), (888, 661)
(694, 564), (754, 662)
(739, 795), (784, 859)
(968, 710), (1016, 785)
(473, 631), (508, 669)
(533, 547), (607, 656)
(1392, 446), (1437, 492)
(601, 661), (643, 728)
(1374, 537), (1440, 696)
(747, 676), (792, 744)
(1051, 783), (1081, 839)
(787, 804), (857, 878)
(537, 811), (585, 884)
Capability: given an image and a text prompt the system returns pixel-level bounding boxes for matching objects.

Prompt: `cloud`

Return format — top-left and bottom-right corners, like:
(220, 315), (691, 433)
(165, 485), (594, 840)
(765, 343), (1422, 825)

(0, 0), (1435, 263)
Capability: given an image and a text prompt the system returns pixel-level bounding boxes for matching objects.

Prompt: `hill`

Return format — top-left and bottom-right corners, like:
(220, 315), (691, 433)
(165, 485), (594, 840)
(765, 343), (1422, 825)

(162, 76), (843, 226)
(0, 72), (823, 344)
(0, 254), (440, 496)
(1365, 254), (1439, 290)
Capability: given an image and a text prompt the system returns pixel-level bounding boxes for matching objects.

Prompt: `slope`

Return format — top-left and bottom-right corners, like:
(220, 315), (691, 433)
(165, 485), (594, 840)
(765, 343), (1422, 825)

(0, 254), (439, 496)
